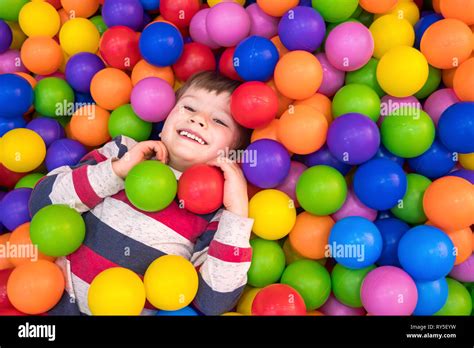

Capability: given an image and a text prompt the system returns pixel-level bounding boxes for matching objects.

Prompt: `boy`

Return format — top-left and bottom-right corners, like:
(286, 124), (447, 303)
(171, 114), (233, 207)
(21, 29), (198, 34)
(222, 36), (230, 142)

(29, 72), (254, 316)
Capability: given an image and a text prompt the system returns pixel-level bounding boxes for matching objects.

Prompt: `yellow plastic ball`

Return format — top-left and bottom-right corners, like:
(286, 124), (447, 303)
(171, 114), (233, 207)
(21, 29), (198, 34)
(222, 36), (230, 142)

(459, 153), (474, 170)
(0, 129), (46, 173)
(144, 255), (198, 311)
(236, 287), (261, 315)
(6, 21), (27, 50)
(207, 0), (245, 7)
(248, 189), (297, 240)
(18, 2), (60, 38)
(59, 18), (100, 56)
(377, 46), (429, 98)
(222, 312), (243, 316)
(375, 1), (420, 26)
(369, 15), (415, 59)
(88, 267), (146, 316)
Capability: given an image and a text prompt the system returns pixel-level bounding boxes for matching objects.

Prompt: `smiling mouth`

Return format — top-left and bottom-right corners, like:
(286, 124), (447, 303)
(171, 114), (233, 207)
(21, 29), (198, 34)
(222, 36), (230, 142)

(177, 129), (208, 145)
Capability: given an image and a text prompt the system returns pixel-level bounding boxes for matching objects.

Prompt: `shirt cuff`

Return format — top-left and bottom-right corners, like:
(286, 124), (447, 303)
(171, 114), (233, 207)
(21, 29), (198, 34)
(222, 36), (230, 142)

(213, 210), (254, 249)
(88, 158), (125, 198)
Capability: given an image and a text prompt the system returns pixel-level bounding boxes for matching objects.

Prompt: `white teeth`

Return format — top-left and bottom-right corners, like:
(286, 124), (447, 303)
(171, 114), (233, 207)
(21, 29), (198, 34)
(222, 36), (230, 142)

(179, 131), (206, 145)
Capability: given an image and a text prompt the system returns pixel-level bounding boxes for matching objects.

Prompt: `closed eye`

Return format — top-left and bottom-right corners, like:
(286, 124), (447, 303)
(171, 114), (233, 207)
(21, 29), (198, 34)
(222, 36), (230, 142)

(214, 118), (228, 127)
(183, 105), (196, 112)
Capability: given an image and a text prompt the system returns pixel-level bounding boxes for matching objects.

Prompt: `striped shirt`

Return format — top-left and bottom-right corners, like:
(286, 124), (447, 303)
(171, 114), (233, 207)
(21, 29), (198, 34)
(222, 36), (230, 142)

(29, 136), (253, 316)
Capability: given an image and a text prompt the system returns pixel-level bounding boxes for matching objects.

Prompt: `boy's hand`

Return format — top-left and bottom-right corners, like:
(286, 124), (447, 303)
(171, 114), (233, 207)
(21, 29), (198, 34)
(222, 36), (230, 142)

(112, 141), (169, 179)
(207, 158), (249, 218)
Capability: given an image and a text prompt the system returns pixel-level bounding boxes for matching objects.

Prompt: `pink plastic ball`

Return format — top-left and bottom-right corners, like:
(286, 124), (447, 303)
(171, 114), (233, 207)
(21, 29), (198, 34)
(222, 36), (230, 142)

(131, 77), (176, 122)
(0, 49), (27, 74)
(36, 72), (66, 82)
(332, 187), (377, 222)
(361, 266), (418, 316)
(206, 2), (251, 47)
(423, 88), (460, 126)
(315, 53), (345, 97)
(275, 161), (307, 208)
(449, 254), (474, 282)
(189, 9), (220, 50)
(325, 22), (374, 72)
(246, 3), (279, 39)
(318, 294), (366, 316)
(378, 95), (421, 126)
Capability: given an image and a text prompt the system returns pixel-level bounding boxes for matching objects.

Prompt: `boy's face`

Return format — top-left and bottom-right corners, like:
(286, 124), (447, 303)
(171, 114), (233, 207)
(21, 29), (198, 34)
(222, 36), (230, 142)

(160, 87), (241, 171)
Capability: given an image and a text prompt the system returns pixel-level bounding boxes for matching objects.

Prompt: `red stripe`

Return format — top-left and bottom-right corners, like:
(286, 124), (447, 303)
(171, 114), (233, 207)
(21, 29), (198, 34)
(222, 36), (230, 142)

(80, 150), (107, 164)
(111, 191), (209, 242)
(72, 165), (103, 208)
(208, 240), (252, 263)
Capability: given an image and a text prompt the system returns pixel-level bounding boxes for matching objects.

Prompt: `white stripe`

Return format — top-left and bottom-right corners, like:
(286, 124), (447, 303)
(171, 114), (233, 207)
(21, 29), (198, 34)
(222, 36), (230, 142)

(190, 246), (209, 267)
(87, 159), (125, 199)
(55, 257), (75, 299)
(70, 274), (92, 315)
(91, 197), (194, 258)
(97, 136), (137, 159)
(49, 168), (90, 213)
(199, 255), (250, 293)
(213, 210), (253, 249)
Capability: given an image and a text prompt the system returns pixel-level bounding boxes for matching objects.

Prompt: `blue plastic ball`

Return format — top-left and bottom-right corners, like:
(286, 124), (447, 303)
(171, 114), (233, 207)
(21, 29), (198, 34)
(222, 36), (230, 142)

(157, 306), (198, 316)
(374, 218), (410, 267)
(413, 278), (448, 316)
(234, 36), (279, 82)
(438, 102), (474, 154)
(0, 74), (34, 118)
(45, 139), (88, 172)
(353, 158), (408, 210)
(139, 22), (184, 67)
(102, 0), (144, 31)
(407, 139), (456, 179)
(0, 116), (26, 137)
(398, 225), (455, 282)
(373, 145), (405, 167)
(140, 0), (160, 11)
(328, 216), (383, 269)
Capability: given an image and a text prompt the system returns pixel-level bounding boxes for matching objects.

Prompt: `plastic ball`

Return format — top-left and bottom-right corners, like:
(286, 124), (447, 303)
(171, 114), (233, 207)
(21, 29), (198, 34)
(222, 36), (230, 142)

(234, 36), (279, 82)
(132, 60), (175, 87)
(102, 0), (144, 31)
(0, 117), (26, 137)
(236, 287), (261, 315)
(139, 22), (184, 67)
(311, 0), (359, 23)
(206, 2), (250, 48)
(361, 266), (418, 315)
(247, 238), (286, 287)
(359, 0), (397, 14)
(0, 74), (34, 118)
(331, 264), (375, 308)
(407, 139), (456, 179)
(414, 13), (443, 49)
(296, 165), (347, 216)
(453, 58), (474, 102)
(88, 267), (146, 315)
(70, 105), (111, 147)
(345, 58), (384, 97)
(277, 105), (328, 155)
(91, 68), (132, 111)
(251, 283), (306, 316)
(375, 218), (410, 267)
(248, 189), (296, 241)
(0, 188), (32, 231)
(125, 161), (177, 212)
(45, 139), (87, 172)
(108, 104), (152, 142)
(14, 173), (44, 189)
(415, 65), (441, 100)
(256, 0), (298, 17)
(0, 268), (13, 309)
(34, 77), (75, 118)
(159, 0), (200, 28)
(59, 18), (100, 56)
(289, 212), (334, 260)
(381, 107), (435, 158)
(314, 52), (345, 98)
(440, 0), (474, 25)
(20, 37), (62, 76)
(450, 254), (474, 282)
(157, 306), (199, 316)
(332, 187), (377, 222)
(449, 169), (474, 184)
(0, 164), (27, 190)
(144, 255), (198, 311)
(293, 91), (332, 124)
(60, 0), (100, 18)
(0, 233), (14, 270)
(189, 9), (219, 50)
(319, 293), (366, 316)
(303, 145), (352, 176)
(172, 42), (216, 82)
(446, 227), (472, 266)
(65, 53), (105, 94)
(327, 113), (380, 165)
(275, 161), (307, 206)
(1, 128), (46, 173)
(423, 176), (474, 231)
(370, 16), (414, 60)
(333, 84), (381, 121)
(99, 26), (141, 71)
(413, 278), (449, 316)
(246, 3), (278, 39)
(26, 118), (65, 148)
(274, 50), (323, 100)
(438, 102), (474, 154)
(18, 1), (60, 38)
(90, 15), (108, 35)
(435, 278), (472, 316)
(131, 77), (175, 123)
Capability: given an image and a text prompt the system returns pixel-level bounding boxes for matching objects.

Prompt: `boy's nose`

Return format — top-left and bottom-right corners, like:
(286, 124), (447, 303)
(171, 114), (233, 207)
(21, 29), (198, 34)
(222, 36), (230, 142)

(189, 114), (207, 128)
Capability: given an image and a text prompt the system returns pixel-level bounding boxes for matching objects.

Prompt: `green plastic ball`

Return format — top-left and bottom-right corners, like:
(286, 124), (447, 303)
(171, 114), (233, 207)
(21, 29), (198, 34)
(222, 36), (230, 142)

(312, 0), (359, 23)
(14, 173), (45, 189)
(280, 259), (331, 310)
(109, 104), (152, 142)
(0, 0), (29, 21)
(30, 204), (86, 257)
(391, 173), (431, 224)
(331, 263), (375, 308)
(332, 84), (381, 122)
(247, 238), (286, 287)
(345, 58), (385, 97)
(296, 165), (347, 216)
(414, 65), (441, 99)
(381, 107), (435, 158)
(435, 278), (472, 316)
(34, 78), (75, 118)
(125, 161), (177, 212)
(90, 15), (108, 36)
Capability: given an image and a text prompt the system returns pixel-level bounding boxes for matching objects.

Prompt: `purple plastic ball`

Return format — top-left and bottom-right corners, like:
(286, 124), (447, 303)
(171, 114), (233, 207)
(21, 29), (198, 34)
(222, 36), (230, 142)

(102, 0), (144, 31)
(319, 294), (366, 316)
(449, 254), (474, 282)
(0, 20), (13, 54)
(206, 2), (251, 47)
(423, 88), (460, 126)
(0, 50), (27, 74)
(246, 3), (279, 39)
(45, 139), (88, 172)
(242, 139), (291, 189)
(278, 6), (326, 52)
(448, 169), (474, 184)
(275, 161), (307, 206)
(65, 53), (106, 93)
(131, 77), (176, 122)
(332, 187), (377, 222)
(0, 191), (6, 232)
(327, 113), (380, 165)
(189, 9), (220, 49)
(315, 53), (345, 97)
(0, 188), (32, 231)
(303, 145), (352, 175)
(27, 118), (65, 148)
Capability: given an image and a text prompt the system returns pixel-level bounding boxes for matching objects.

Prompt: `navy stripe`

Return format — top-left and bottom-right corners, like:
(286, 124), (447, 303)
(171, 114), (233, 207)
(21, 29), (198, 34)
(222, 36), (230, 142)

(114, 136), (129, 159)
(28, 174), (57, 216)
(48, 291), (82, 316)
(193, 229), (217, 253)
(82, 213), (166, 275)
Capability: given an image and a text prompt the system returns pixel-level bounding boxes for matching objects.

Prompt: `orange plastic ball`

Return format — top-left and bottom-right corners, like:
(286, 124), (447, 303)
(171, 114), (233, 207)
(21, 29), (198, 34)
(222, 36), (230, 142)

(442, 67), (457, 88)
(277, 105), (328, 155)
(70, 105), (111, 147)
(7, 260), (65, 315)
(60, 0), (100, 18)
(423, 176), (474, 231)
(14, 72), (37, 88)
(270, 36), (289, 58)
(131, 60), (175, 86)
(294, 93), (333, 125)
(90, 68), (132, 110)
(453, 57), (474, 101)
(58, 8), (71, 26)
(447, 227), (473, 265)
(274, 51), (323, 100)
(0, 234), (14, 271)
(359, 0), (398, 14)
(288, 212), (335, 260)
(420, 19), (473, 69)
(251, 119), (280, 143)
(440, 0), (474, 26)
(266, 80), (294, 117)
(20, 36), (63, 75)
(256, 0), (299, 17)
(433, 0), (441, 13)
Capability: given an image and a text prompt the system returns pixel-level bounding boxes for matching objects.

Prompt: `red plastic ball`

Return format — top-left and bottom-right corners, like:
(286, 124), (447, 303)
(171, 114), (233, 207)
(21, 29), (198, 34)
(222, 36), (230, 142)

(251, 284), (307, 316)
(172, 42), (217, 82)
(0, 164), (28, 190)
(0, 269), (13, 310)
(230, 82), (278, 129)
(99, 26), (141, 71)
(177, 164), (224, 215)
(219, 47), (242, 81)
(160, 0), (201, 28)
